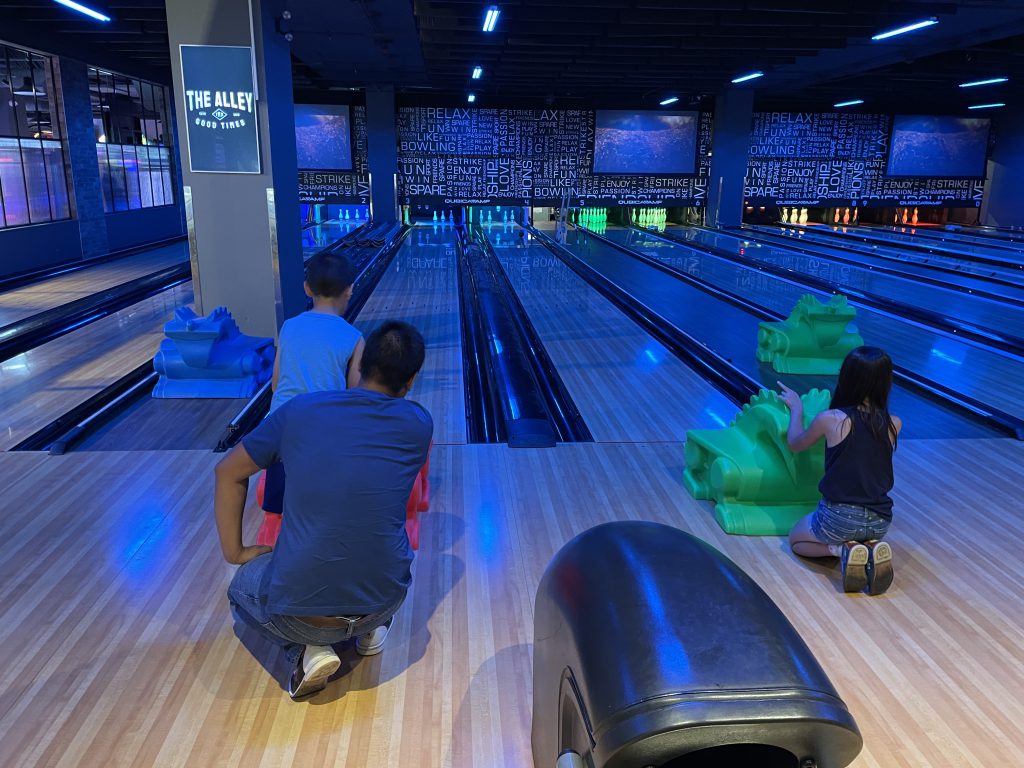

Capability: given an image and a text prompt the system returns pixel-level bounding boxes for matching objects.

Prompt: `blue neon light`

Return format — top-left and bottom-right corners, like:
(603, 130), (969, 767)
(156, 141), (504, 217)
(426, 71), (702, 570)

(659, 96), (679, 106)
(472, 66), (483, 79)
(731, 71), (763, 84)
(834, 99), (864, 108)
(871, 18), (937, 41)
(959, 77), (1008, 88)
(53, 0), (111, 21)
(483, 6), (500, 32)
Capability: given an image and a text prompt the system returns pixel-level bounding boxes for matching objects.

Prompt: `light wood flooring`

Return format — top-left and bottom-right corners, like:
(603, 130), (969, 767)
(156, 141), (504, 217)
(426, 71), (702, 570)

(0, 436), (1022, 767)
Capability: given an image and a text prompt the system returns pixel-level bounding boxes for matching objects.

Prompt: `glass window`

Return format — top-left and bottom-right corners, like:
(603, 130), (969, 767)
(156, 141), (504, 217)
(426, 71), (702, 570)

(88, 66), (176, 213)
(0, 42), (71, 230)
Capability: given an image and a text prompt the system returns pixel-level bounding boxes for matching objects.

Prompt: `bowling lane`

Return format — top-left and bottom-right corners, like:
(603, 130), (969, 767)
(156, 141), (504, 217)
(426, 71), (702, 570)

(482, 225), (736, 442)
(355, 224), (466, 445)
(867, 224), (1024, 252)
(0, 240), (189, 327)
(0, 282), (194, 451)
(742, 226), (1024, 303)
(784, 223), (1024, 266)
(301, 218), (364, 259)
(606, 226), (1024, 425)
(656, 226), (1024, 342)
(554, 226), (1000, 439)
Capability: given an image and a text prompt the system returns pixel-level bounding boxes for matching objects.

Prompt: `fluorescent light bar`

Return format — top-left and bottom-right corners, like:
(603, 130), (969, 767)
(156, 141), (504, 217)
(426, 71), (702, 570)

(959, 77), (1008, 88)
(467, 93), (476, 103)
(731, 71), (763, 84)
(968, 102), (1005, 110)
(472, 66), (483, 79)
(659, 96), (679, 106)
(482, 6), (500, 32)
(834, 99), (864, 107)
(871, 18), (937, 41)
(53, 0), (111, 21)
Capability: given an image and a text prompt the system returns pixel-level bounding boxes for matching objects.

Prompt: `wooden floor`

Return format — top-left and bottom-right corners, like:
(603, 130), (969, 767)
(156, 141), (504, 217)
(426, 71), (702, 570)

(3, 225), (1024, 767)
(0, 436), (1022, 767)
(0, 243), (189, 327)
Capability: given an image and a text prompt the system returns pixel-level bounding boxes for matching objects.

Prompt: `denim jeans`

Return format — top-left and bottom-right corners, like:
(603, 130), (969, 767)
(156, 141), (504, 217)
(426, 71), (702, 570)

(810, 500), (891, 546)
(227, 553), (405, 664)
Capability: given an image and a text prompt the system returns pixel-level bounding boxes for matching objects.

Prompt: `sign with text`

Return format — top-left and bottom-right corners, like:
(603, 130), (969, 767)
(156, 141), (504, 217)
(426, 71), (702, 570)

(180, 45), (260, 174)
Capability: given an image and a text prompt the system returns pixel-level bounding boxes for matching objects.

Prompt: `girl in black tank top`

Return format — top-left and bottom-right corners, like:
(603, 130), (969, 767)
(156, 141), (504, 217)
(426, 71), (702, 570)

(778, 347), (902, 595)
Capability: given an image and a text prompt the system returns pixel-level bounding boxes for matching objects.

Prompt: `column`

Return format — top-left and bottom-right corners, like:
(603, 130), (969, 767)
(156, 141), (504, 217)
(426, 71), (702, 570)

(982, 105), (1024, 228)
(165, 0), (304, 338)
(707, 90), (754, 228)
(365, 86), (398, 222)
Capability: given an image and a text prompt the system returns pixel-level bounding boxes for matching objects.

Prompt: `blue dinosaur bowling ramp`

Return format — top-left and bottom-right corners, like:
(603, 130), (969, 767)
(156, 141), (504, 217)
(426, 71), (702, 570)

(532, 522), (862, 768)
(153, 306), (275, 399)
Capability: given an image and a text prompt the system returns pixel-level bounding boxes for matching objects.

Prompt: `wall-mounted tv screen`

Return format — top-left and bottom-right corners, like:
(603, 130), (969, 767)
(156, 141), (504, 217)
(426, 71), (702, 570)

(593, 110), (698, 175)
(294, 104), (352, 170)
(887, 115), (990, 177)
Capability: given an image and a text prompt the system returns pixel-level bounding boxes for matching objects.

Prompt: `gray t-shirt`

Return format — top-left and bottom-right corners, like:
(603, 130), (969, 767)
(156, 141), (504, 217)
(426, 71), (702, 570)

(242, 389), (433, 616)
(269, 311), (362, 413)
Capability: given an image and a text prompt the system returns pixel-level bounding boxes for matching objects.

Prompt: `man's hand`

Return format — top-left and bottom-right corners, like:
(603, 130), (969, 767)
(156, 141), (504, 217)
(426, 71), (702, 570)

(227, 544), (273, 565)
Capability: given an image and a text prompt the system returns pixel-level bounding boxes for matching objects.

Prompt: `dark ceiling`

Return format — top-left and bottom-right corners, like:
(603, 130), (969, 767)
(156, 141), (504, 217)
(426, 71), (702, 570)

(1, 0), (1022, 113)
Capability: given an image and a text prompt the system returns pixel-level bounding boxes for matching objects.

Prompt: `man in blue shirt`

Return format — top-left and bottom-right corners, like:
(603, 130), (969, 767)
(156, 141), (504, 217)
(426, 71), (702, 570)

(214, 321), (433, 698)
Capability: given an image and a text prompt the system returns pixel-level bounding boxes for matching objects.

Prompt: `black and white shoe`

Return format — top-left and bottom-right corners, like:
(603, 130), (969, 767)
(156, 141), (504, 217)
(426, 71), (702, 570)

(865, 540), (894, 595)
(288, 644), (340, 699)
(840, 541), (869, 593)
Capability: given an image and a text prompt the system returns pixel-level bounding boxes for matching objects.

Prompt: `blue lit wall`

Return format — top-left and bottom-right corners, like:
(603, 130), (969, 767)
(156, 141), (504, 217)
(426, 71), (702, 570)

(745, 112), (986, 207)
(297, 105), (369, 205)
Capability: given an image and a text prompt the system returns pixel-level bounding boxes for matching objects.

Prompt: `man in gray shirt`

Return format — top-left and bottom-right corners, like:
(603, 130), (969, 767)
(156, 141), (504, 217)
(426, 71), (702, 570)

(214, 321), (433, 698)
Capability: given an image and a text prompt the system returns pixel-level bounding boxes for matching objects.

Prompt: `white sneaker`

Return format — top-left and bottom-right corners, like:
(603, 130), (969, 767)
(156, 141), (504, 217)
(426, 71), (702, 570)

(356, 618), (393, 656)
(288, 644), (340, 698)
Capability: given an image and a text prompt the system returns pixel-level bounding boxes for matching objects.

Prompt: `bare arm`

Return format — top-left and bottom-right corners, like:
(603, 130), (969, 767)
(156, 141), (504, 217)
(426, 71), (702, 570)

(346, 337), (365, 389)
(214, 444), (272, 564)
(778, 381), (829, 452)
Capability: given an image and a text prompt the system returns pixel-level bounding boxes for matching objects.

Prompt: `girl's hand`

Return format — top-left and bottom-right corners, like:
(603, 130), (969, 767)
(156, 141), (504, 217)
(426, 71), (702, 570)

(777, 381), (802, 411)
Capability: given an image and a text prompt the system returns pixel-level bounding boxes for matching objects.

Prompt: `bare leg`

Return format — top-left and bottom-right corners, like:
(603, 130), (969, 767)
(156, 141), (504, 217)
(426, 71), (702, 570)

(789, 512), (834, 558)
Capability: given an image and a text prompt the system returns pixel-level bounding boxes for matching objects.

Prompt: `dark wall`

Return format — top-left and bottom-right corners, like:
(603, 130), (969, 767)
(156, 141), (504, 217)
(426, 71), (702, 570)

(984, 109), (1024, 228)
(0, 221), (82, 276)
(104, 205), (185, 251)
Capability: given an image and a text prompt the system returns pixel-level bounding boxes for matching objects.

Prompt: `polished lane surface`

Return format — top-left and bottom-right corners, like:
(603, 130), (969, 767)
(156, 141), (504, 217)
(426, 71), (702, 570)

(301, 219), (364, 259)
(554, 225), (1000, 439)
(355, 224), (467, 445)
(661, 226), (1024, 340)
(0, 241), (188, 327)
(605, 226), (1023, 427)
(483, 224), (736, 442)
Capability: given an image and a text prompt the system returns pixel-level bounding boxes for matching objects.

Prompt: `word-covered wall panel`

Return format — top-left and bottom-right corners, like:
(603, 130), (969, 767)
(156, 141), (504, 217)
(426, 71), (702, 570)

(396, 107), (712, 205)
(297, 106), (369, 204)
(745, 112), (984, 207)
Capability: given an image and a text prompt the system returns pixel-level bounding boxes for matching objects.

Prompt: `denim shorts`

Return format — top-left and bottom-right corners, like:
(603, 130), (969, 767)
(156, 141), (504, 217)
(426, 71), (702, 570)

(810, 500), (891, 546)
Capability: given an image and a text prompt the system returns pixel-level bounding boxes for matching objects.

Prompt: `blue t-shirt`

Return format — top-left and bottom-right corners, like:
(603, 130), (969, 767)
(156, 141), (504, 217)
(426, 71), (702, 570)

(242, 389), (433, 616)
(269, 311), (362, 413)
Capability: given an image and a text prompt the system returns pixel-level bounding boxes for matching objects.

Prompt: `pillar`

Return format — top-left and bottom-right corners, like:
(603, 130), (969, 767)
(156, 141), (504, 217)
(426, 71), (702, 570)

(707, 90), (754, 229)
(365, 86), (398, 222)
(982, 105), (1024, 228)
(165, 0), (304, 338)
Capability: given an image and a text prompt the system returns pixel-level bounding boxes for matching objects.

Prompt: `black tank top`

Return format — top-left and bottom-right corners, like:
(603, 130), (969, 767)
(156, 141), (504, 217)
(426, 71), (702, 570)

(818, 408), (895, 519)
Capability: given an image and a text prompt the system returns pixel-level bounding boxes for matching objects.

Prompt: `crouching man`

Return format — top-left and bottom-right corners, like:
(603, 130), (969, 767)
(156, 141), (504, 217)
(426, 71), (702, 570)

(213, 321), (433, 698)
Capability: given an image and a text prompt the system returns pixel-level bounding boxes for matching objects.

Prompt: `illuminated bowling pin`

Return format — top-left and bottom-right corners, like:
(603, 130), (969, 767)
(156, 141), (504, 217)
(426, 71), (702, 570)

(432, 211), (438, 223)
(842, 208), (850, 225)
(799, 208), (808, 224)
(901, 208), (908, 225)
(487, 210), (492, 222)
(480, 210), (484, 224)
(781, 207), (789, 223)
(449, 210), (454, 223)
(853, 207), (858, 223)
(912, 207), (919, 225)
(833, 209), (840, 224)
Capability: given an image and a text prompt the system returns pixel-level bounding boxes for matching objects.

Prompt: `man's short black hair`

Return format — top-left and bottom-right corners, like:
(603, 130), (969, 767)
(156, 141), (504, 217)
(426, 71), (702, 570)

(305, 251), (356, 298)
(360, 321), (426, 394)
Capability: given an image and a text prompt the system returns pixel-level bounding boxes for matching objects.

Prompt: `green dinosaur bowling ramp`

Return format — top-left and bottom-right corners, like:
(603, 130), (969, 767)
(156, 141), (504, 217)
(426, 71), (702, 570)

(684, 388), (830, 535)
(757, 294), (863, 375)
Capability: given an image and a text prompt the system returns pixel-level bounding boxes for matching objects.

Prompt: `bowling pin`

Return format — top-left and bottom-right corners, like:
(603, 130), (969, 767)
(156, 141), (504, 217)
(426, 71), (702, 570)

(842, 208), (850, 225)
(834, 209), (840, 224)
(487, 210), (492, 222)
(912, 207), (919, 225)
(781, 207), (789, 223)
(432, 211), (438, 222)
(901, 208), (908, 225)
(852, 207), (858, 223)
(799, 208), (808, 224)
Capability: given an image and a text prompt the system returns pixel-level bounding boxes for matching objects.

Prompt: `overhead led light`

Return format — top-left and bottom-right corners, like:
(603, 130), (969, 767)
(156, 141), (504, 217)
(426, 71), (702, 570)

(731, 71), (763, 84)
(472, 66), (483, 79)
(871, 18), (937, 41)
(659, 96), (679, 106)
(482, 6), (500, 32)
(53, 0), (111, 22)
(968, 102), (1005, 109)
(834, 99), (864, 107)
(467, 93), (476, 103)
(959, 77), (1008, 88)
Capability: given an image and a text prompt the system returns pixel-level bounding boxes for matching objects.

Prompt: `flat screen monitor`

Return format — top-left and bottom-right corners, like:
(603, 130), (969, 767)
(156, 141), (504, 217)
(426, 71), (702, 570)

(593, 110), (698, 175)
(294, 104), (352, 171)
(887, 115), (990, 177)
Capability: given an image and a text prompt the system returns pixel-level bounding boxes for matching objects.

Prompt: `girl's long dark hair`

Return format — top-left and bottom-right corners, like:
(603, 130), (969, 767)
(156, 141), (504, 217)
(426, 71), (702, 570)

(831, 346), (898, 447)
